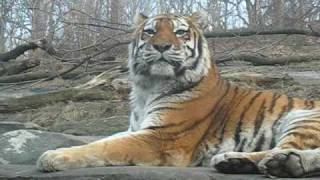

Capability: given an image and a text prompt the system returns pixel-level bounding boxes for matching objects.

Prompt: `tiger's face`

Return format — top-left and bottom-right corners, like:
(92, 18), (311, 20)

(129, 13), (210, 80)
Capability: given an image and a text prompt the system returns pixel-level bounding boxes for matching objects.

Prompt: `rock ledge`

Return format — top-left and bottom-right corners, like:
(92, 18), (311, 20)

(0, 165), (317, 180)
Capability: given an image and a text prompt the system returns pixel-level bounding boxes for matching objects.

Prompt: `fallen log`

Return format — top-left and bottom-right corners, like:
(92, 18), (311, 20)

(0, 86), (116, 113)
(221, 72), (293, 86)
(0, 59), (40, 76)
(0, 71), (78, 83)
(216, 53), (320, 66)
(204, 28), (320, 38)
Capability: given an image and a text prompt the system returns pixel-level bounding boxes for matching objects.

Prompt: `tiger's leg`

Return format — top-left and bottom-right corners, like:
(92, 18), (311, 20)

(258, 148), (320, 177)
(37, 130), (179, 172)
(257, 117), (320, 177)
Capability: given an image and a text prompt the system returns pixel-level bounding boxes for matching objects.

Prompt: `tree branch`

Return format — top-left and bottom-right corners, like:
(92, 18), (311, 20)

(0, 39), (60, 62)
(0, 42), (38, 62)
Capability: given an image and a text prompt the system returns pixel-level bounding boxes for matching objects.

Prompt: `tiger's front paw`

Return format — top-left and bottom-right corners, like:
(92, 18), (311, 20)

(210, 152), (259, 174)
(258, 149), (305, 178)
(37, 149), (85, 172)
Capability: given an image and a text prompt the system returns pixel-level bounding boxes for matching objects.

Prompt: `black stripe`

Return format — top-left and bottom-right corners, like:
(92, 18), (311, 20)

(268, 93), (281, 113)
(216, 87), (240, 144)
(147, 124), (176, 130)
(133, 62), (139, 72)
(148, 77), (204, 105)
(310, 101), (315, 109)
(131, 41), (136, 57)
(269, 105), (288, 148)
(197, 35), (203, 59)
(248, 99), (267, 150)
(147, 106), (180, 115)
(238, 139), (247, 152)
(253, 134), (265, 151)
(304, 100), (315, 110)
(186, 45), (195, 57)
(133, 112), (139, 122)
(193, 81), (231, 151)
(174, 66), (186, 77)
(193, 32), (197, 56)
(234, 92), (263, 150)
(269, 95), (302, 148)
(190, 36), (203, 70)
(287, 97), (294, 111)
(175, 33), (204, 77)
(252, 99), (267, 137)
(215, 87), (254, 146)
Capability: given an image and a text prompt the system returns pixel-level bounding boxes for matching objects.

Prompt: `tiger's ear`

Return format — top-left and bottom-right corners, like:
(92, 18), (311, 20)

(133, 12), (148, 26)
(190, 12), (208, 29)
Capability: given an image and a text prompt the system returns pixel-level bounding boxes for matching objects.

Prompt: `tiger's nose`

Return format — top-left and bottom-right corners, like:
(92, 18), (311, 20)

(153, 43), (172, 52)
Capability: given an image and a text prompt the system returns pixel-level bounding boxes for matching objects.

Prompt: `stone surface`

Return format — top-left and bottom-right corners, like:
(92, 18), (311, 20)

(0, 121), (43, 135)
(51, 116), (129, 136)
(1, 165), (311, 180)
(288, 71), (320, 86)
(0, 130), (101, 165)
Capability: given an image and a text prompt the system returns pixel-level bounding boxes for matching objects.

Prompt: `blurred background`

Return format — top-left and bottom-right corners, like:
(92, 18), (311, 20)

(1, 0), (320, 51)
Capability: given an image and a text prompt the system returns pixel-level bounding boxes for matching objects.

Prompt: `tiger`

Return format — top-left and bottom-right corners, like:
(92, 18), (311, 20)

(37, 12), (320, 178)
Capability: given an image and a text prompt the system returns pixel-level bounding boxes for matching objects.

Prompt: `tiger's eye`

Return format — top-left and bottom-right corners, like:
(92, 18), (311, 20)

(175, 29), (188, 36)
(144, 29), (155, 36)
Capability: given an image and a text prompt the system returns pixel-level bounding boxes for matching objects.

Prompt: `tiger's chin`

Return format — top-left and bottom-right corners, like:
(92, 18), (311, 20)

(149, 61), (176, 78)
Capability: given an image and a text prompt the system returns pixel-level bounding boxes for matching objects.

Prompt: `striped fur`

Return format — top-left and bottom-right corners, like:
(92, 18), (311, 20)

(37, 13), (320, 178)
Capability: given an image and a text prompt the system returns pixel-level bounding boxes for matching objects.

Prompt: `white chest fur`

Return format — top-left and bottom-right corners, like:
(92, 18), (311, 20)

(129, 78), (170, 131)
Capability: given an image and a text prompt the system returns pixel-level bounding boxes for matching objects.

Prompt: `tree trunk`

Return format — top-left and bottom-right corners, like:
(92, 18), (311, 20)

(272, 0), (284, 28)
(31, 0), (50, 58)
(110, 0), (121, 23)
(0, 86), (116, 113)
(0, 15), (6, 53)
(297, 1), (306, 28)
(245, 0), (263, 29)
(0, 0), (9, 53)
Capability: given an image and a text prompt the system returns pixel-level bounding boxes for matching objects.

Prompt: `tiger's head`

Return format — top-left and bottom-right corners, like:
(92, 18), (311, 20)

(129, 13), (212, 84)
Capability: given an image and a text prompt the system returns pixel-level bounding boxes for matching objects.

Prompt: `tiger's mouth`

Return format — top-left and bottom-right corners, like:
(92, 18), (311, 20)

(156, 57), (181, 67)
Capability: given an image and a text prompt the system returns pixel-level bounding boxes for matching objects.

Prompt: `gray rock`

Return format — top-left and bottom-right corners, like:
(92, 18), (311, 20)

(0, 121), (43, 135)
(288, 71), (320, 86)
(0, 130), (101, 165)
(0, 165), (304, 180)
